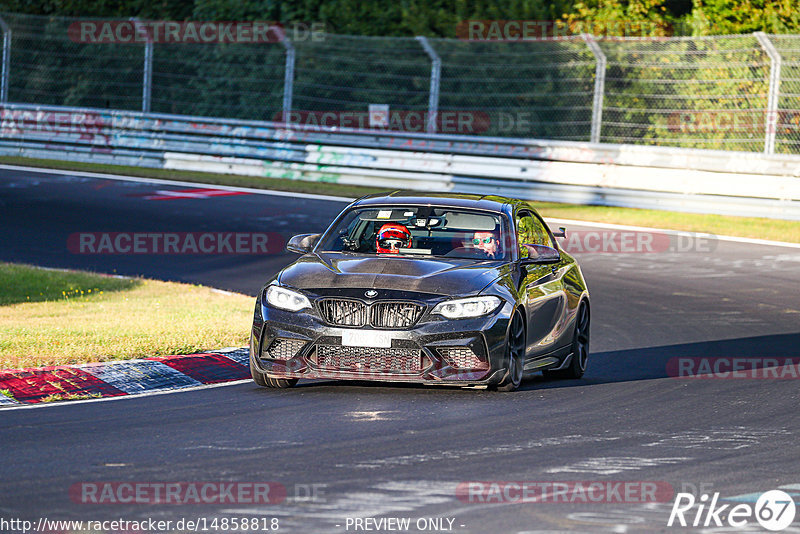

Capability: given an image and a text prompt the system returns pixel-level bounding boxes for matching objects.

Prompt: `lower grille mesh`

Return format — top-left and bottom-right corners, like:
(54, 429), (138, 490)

(262, 338), (306, 360)
(316, 345), (422, 373)
(438, 347), (486, 369)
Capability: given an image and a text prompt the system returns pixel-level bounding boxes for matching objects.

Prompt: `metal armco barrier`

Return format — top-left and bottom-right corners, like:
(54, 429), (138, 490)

(1, 102), (799, 220)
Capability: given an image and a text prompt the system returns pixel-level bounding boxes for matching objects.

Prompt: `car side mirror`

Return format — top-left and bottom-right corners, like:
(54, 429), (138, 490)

(520, 244), (561, 264)
(286, 233), (321, 254)
(552, 227), (567, 238)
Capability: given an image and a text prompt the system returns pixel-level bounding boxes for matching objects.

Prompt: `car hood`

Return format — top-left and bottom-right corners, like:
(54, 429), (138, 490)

(278, 252), (504, 296)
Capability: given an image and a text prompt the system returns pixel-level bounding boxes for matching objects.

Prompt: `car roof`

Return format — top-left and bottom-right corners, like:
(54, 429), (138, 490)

(352, 191), (527, 214)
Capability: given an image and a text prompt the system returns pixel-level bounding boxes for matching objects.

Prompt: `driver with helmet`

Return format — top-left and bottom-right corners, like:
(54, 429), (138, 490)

(376, 223), (412, 254)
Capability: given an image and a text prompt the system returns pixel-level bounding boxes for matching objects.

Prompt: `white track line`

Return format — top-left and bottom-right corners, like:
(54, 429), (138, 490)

(546, 217), (800, 250)
(1, 163), (798, 250)
(0, 163), (355, 202)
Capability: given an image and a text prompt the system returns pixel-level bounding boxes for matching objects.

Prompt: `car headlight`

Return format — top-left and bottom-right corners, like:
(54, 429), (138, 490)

(432, 296), (502, 319)
(265, 285), (311, 312)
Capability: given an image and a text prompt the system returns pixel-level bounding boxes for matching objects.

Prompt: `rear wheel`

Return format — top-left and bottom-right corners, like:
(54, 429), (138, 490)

(545, 302), (589, 380)
(250, 349), (298, 389)
(496, 311), (526, 392)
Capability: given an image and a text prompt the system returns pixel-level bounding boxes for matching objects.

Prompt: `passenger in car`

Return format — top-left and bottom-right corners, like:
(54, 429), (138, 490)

(472, 231), (501, 259)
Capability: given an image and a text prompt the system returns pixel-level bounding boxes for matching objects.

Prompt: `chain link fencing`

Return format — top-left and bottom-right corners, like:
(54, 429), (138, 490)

(292, 34), (431, 122)
(2, 13), (143, 110)
(1, 12), (799, 154)
(429, 36), (596, 140)
(601, 35), (772, 153)
(151, 42), (285, 120)
(771, 35), (800, 154)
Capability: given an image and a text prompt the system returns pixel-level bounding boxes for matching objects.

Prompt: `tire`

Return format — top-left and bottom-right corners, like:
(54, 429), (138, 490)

(496, 311), (526, 392)
(545, 302), (590, 380)
(250, 350), (298, 389)
(264, 375), (299, 389)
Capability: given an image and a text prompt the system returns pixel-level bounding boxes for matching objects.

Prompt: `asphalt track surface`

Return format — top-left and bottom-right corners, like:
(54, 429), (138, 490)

(1, 166), (799, 533)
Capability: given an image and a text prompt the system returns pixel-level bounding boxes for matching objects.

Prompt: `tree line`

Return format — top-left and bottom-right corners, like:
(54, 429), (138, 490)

(4, 0), (800, 37)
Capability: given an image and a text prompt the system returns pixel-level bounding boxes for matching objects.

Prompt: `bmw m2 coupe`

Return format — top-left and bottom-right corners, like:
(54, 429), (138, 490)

(249, 192), (590, 391)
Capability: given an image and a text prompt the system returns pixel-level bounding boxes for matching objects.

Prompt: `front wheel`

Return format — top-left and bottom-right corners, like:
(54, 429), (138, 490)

(496, 311), (526, 392)
(250, 352), (298, 389)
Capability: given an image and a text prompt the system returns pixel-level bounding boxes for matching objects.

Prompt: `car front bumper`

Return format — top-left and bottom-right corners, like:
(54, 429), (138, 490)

(250, 299), (513, 387)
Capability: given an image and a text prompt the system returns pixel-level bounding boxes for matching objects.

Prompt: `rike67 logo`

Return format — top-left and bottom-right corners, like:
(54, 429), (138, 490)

(668, 490), (796, 531)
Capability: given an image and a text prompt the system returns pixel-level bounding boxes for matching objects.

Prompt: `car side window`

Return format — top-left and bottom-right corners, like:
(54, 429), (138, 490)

(516, 211), (552, 258)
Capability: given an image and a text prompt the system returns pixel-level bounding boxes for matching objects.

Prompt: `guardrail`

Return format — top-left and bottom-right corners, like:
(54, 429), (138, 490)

(1, 102), (799, 220)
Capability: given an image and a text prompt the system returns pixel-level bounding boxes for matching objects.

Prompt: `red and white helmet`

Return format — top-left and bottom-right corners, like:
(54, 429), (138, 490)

(376, 223), (412, 254)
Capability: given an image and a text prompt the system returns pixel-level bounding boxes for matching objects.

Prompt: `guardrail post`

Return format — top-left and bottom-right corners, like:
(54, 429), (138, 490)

(755, 32), (781, 155)
(281, 36), (295, 123)
(132, 18), (152, 113)
(582, 34), (606, 144)
(0, 16), (11, 103)
(416, 36), (441, 134)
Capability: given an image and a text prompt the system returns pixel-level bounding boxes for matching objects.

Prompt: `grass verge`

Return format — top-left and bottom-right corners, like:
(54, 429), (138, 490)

(0, 262), (252, 369)
(1, 155), (798, 243)
(534, 202), (800, 244)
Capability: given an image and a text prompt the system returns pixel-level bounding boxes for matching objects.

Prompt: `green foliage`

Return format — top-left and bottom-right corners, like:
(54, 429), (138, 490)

(3, 1), (800, 151)
(5, 0), (573, 37)
(599, 35), (773, 151)
(561, 0), (675, 37)
(1, 0), (195, 19)
(5, 0), (800, 36)
(690, 0), (800, 35)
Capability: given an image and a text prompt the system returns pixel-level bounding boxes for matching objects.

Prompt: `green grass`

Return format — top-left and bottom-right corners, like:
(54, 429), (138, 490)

(40, 393), (102, 403)
(534, 203), (800, 244)
(0, 263), (140, 305)
(0, 262), (253, 369)
(1, 155), (798, 243)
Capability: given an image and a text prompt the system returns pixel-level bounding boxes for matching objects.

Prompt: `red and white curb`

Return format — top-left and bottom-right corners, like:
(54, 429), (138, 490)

(0, 347), (249, 406)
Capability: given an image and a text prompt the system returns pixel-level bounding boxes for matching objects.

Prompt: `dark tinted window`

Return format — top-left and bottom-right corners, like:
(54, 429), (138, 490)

(318, 206), (509, 260)
(516, 211), (553, 258)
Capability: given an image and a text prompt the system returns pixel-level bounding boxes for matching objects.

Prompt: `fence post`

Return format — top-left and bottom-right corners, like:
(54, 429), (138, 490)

(142, 40), (153, 113)
(754, 32), (781, 155)
(281, 36), (295, 123)
(131, 18), (152, 113)
(0, 16), (11, 103)
(416, 36), (441, 134)
(582, 33), (606, 144)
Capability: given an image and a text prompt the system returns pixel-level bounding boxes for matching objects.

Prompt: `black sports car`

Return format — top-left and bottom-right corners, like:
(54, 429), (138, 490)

(249, 192), (590, 391)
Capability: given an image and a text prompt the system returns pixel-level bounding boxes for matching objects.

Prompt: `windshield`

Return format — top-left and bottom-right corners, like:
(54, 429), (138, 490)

(318, 206), (509, 260)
